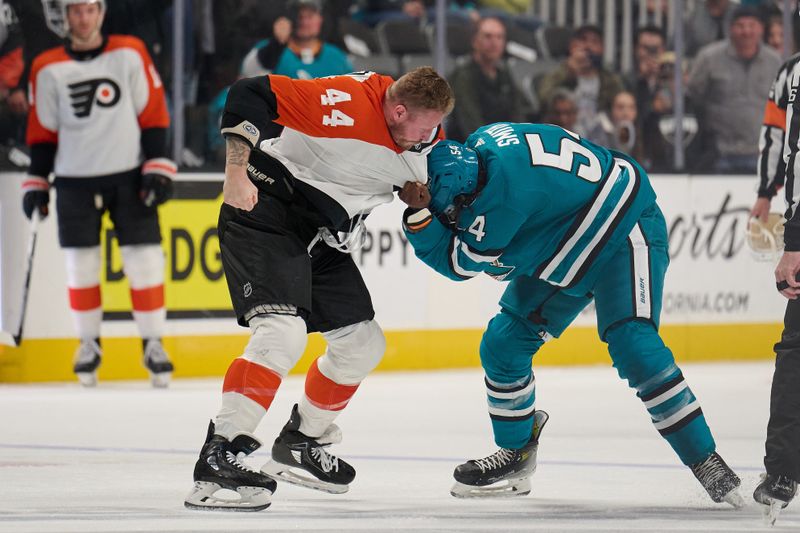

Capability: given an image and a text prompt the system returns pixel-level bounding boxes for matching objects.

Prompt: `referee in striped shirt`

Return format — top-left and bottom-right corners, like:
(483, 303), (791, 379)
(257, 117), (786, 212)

(752, 51), (800, 522)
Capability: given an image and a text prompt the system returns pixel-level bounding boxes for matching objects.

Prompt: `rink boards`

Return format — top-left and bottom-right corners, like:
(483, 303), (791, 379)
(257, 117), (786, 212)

(0, 172), (786, 382)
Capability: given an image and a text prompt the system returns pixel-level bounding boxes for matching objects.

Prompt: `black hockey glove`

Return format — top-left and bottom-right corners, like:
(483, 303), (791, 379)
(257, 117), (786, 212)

(140, 158), (177, 207)
(21, 176), (50, 220)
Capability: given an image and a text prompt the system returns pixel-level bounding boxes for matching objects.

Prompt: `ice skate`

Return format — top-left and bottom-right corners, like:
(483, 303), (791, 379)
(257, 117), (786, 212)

(184, 421), (277, 512)
(451, 410), (549, 499)
(261, 404), (355, 494)
(754, 473), (797, 526)
(689, 452), (744, 508)
(73, 338), (102, 387)
(142, 338), (173, 388)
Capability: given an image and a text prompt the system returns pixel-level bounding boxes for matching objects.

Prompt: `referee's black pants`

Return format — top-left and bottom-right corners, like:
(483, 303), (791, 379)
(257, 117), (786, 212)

(765, 296), (800, 482)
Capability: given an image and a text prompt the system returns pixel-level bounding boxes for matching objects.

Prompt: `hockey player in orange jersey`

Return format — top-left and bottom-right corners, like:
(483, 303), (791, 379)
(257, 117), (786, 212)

(184, 67), (454, 511)
(23, 0), (175, 387)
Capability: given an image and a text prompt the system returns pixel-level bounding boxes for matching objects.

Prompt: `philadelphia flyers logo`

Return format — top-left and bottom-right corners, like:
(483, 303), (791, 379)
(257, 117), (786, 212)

(68, 78), (121, 118)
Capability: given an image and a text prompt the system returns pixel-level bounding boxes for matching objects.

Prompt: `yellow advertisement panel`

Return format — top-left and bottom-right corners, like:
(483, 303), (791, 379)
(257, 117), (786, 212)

(100, 183), (233, 318)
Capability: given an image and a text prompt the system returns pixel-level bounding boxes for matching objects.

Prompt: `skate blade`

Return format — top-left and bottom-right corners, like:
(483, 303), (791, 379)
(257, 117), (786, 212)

(183, 481), (271, 512)
(76, 371), (97, 387)
(450, 478), (531, 499)
(760, 498), (786, 525)
(149, 371), (171, 388)
(721, 488), (746, 509)
(261, 460), (349, 494)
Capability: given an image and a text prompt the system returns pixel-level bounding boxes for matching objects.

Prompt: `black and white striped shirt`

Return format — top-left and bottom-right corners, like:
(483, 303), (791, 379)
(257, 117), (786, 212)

(758, 53), (800, 250)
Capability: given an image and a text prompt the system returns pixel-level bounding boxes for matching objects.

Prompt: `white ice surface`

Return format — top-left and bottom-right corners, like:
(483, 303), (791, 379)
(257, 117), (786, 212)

(0, 362), (796, 532)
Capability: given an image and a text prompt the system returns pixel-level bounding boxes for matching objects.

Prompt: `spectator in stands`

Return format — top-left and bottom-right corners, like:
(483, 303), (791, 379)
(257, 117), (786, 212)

(0, 1), (24, 169)
(625, 25), (665, 131)
(537, 25), (624, 138)
(685, 0), (735, 57)
(103, 0), (172, 87)
(636, 0), (670, 27)
(586, 91), (643, 161)
(208, 0), (353, 164)
(0, 10), (22, 102)
(447, 17), (531, 142)
(765, 14), (784, 54)
(687, 5), (781, 174)
(475, 0), (541, 33)
(542, 88), (578, 132)
(640, 52), (711, 173)
(477, 0), (530, 16)
(3, 0), (61, 117)
(212, 0), (285, 84)
(353, 0), (477, 27)
(240, 0), (352, 79)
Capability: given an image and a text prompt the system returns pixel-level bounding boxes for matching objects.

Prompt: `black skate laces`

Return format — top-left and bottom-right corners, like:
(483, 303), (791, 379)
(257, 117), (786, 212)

(310, 446), (339, 473)
(474, 448), (516, 473)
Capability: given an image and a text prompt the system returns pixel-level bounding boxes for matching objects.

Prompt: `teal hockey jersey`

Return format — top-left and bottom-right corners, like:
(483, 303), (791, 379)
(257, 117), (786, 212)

(405, 122), (658, 296)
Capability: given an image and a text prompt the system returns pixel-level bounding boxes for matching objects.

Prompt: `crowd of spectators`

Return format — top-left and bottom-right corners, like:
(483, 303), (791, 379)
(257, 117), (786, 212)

(0, 0), (797, 174)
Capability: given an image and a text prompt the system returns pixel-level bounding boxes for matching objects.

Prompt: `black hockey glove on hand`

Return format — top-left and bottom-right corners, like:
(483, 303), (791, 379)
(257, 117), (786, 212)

(21, 176), (50, 220)
(140, 158), (177, 207)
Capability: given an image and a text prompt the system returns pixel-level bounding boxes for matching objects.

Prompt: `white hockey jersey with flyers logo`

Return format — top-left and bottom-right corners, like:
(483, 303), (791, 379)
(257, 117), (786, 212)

(224, 72), (445, 219)
(27, 35), (169, 178)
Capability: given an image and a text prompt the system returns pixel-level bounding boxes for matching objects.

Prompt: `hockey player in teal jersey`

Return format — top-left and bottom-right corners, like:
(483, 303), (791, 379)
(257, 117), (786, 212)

(403, 122), (744, 506)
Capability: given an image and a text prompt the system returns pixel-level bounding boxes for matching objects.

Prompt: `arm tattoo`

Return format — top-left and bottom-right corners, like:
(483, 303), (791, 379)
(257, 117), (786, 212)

(226, 137), (251, 167)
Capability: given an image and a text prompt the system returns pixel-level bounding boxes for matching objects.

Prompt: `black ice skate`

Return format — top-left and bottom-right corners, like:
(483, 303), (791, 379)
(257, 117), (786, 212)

(73, 338), (102, 387)
(753, 473), (797, 525)
(451, 410), (549, 499)
(184, 420), (277, 512)
(261, 404), (355, 494)
(142, 338), (173, 388)
(689, 452), (744, 508)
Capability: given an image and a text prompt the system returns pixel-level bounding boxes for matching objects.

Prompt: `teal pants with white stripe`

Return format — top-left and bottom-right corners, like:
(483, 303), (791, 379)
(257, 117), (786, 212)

(480, 204), (716, 465)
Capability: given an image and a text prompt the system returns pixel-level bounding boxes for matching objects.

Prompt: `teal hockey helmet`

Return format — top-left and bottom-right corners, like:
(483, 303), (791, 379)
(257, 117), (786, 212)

(427, 141), (481, 226)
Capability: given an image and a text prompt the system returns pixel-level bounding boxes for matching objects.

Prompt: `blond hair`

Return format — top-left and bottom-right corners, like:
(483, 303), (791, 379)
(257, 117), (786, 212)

(387, 66), (455, 115)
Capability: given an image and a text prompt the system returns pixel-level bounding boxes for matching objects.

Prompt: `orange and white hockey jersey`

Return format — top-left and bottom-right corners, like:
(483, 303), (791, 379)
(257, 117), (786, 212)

(27, 35), (169, 178)
(222, 72), (444, 219)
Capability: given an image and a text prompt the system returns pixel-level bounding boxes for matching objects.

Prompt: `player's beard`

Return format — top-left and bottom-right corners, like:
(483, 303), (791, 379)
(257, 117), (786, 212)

(395, 138), (416, 150)
(388, 126), (417, 150)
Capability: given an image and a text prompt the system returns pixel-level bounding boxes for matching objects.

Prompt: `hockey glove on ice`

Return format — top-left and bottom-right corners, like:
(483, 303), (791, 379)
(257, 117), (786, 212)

(21, 176), (50, 220)
(140, 158), (177, 207)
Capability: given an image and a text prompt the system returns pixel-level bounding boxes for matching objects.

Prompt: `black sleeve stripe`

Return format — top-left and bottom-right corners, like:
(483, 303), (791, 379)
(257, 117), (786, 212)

(638, 372), (684, 402)
(463, 241), (503, 258)
(782, 60), (800, 249)
(448, 235), (479, 280)
(758, 59), (792, 197)
(221, 76), (281, 143)
(140, 127), (168, 160)
(28, 142), (57, 177)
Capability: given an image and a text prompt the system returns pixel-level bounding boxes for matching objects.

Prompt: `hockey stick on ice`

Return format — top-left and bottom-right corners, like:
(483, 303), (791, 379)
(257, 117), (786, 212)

(0, 212), (40, 347)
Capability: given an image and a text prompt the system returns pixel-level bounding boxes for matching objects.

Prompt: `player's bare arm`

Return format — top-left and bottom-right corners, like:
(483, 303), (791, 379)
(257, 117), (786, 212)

(223, 136), (258, 211)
